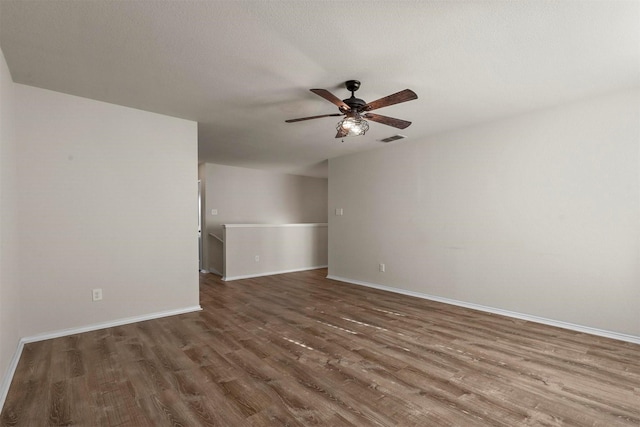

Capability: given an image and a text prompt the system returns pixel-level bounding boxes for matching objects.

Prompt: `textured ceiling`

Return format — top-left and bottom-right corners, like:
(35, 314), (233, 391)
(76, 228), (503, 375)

(1, 1), (638, 177)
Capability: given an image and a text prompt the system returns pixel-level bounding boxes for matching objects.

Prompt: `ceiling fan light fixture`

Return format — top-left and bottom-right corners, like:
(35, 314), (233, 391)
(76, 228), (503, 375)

(337, 115), (369, 136)
(286, 81), (417, 137)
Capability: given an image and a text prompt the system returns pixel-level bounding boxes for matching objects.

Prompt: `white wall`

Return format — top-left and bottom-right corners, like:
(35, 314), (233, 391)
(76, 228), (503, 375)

(0, 47), (20, 404)
(223, 223), (328, 280)
(15, 84), (200, 338)
(200, 163), (328, 274)
(329, 89), (640, 338)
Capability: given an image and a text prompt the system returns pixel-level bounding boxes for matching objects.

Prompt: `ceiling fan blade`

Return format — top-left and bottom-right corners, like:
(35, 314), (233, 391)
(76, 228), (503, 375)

(335, 127), (349, 138)
(363, 112), (412, 129)
(310, 89), (351, 112)
(285, 113), (343, 123)
(363, 89), (418, 111)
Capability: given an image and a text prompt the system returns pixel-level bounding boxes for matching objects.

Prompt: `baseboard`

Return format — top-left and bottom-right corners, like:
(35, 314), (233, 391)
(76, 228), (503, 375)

(326, 275), (640, 345)
(207, 267), (223, 277)
(224, 265), (328, 281)
(20, 305), (203, 344)
(0, 339), (24, 413)
(0, 305), (202, 412)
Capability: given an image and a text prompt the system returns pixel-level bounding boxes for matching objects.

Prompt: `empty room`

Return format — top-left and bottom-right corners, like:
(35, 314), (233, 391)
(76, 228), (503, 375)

(0, 1), (638, 426)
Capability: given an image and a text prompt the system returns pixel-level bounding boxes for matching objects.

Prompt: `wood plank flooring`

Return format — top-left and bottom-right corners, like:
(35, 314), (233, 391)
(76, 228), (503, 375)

(2, 269), (639, 426)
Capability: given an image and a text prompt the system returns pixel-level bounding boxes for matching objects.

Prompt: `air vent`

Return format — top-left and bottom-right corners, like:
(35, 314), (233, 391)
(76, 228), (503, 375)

(379, 134), (407, 143)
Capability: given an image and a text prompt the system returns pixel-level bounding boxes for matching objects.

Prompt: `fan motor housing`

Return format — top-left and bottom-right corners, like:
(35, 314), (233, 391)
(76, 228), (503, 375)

(343, 80), (366, 110)
(343, 96), (367, 110)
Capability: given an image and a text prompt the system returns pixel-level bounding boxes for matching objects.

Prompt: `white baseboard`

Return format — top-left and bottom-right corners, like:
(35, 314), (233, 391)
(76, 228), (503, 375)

(20, 305), (202, 344)
(0, 305), (202, 412)
(327, 275), (640, 345)
(0, 339), (24, 413)
(207, 267), (223, 277)
(224, 265), (328, 282)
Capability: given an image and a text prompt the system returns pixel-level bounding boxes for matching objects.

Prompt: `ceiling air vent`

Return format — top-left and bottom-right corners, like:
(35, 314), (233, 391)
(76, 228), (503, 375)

(379, 134), (407, 143)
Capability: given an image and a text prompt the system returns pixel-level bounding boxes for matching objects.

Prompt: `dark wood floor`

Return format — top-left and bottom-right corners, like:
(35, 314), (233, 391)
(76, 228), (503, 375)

(2, 269), (639, 426)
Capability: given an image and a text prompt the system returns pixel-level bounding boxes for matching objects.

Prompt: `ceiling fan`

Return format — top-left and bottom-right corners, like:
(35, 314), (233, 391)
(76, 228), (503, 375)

(286, 80), (418, 138)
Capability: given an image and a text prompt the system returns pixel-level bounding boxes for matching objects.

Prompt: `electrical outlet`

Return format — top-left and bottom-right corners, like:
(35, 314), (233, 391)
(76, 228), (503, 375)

(379, 263), (385, 273)
(92, 288), (103, 301)
(255, 255), (260, 262)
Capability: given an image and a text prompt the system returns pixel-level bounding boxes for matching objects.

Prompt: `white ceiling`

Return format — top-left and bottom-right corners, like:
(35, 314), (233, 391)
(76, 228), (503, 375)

(1, 1), (638, 178)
